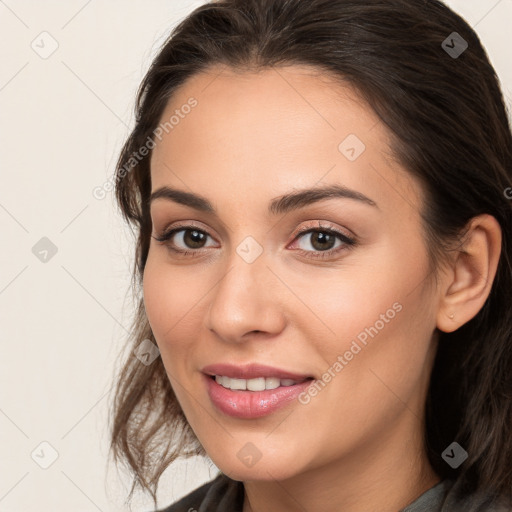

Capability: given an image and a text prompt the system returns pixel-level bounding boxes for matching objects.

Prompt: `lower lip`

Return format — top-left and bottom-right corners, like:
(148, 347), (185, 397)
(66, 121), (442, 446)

(203, 374), (314, 419)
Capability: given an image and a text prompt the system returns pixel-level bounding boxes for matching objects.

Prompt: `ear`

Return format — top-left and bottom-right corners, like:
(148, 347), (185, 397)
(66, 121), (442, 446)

(436, 214), (502, 333)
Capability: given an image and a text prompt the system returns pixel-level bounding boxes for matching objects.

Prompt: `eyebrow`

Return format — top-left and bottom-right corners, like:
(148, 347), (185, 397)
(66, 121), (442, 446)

(149, 184), (378, 215)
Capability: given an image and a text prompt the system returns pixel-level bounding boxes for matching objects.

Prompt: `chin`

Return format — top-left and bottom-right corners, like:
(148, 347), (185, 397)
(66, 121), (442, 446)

(211, 453), (304, 482)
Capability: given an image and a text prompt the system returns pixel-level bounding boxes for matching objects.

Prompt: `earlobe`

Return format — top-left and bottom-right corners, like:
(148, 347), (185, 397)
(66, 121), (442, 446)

(436, 214), (502, 333)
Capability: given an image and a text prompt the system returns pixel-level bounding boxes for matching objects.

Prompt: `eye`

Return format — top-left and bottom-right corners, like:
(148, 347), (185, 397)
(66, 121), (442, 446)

(152, 224), (217, 255)
(290, 224), (356, 260)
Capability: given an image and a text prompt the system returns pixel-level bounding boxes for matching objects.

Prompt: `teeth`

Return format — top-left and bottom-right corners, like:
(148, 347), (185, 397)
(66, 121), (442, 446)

(214, 375), (300, 391)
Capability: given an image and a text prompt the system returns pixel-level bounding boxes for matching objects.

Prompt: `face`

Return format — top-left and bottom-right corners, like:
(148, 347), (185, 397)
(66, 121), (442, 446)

(143, 64), (440, 482)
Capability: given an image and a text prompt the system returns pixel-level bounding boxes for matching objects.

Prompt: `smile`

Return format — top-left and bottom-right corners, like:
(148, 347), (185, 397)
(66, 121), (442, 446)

(212, 375), (308, 391)
(204, 374), (315, 419)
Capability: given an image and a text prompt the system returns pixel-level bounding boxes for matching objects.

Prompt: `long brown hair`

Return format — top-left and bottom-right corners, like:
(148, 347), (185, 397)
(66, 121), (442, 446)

(108, 0), (512, 506)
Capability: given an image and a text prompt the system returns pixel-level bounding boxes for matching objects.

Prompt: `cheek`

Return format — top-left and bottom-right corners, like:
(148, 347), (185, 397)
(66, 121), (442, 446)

(142, 254), (203, 352)
(309, 236), (433, 379)
(305, 248), (420, 339)
(307, 279), (404, 375)
(141, 259), (200, 412)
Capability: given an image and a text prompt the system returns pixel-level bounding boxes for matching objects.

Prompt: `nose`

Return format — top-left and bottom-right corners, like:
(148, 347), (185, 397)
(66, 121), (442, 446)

(204, 254), (287, 344)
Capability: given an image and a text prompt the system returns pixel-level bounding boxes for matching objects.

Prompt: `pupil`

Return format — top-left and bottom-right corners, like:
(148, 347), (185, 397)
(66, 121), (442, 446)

(312, 232), (334, 250)
(185, 230), (205, 248)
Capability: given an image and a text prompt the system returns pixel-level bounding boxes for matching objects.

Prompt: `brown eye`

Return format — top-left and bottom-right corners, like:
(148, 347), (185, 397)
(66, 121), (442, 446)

(290, 226), (357, 261)
(180, 229), (208, 249)
(153, 226), (216, 253)
(301, 231), (338, 251)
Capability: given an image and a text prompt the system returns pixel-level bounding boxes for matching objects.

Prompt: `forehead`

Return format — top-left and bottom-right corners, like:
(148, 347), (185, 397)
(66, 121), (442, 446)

(149, 64), (423, 217)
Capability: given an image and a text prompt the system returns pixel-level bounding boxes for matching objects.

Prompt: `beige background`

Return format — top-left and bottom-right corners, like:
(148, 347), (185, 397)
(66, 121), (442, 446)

(0, 0), (511, 510)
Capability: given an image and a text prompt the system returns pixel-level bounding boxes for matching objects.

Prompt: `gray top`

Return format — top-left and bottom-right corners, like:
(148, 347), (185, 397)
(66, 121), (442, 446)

(156, 472), (511, 512)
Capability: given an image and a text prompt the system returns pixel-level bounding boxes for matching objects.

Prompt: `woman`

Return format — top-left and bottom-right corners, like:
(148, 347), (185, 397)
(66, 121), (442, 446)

(109, 0), (512, 510)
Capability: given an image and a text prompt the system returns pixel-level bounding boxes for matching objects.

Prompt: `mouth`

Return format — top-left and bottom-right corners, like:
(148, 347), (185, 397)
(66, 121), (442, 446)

(201, 363), (316, 418)
(208, 374), (314, 392)
(203, 372), (316, 419)
(201, 362), (315, 383)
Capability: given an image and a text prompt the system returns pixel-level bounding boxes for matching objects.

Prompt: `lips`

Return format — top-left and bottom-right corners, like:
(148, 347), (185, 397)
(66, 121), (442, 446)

(201, 363), (316, 418)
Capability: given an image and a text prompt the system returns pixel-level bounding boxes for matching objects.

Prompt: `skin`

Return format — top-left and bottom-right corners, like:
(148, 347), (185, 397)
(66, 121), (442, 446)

(143, 64), (502, 512)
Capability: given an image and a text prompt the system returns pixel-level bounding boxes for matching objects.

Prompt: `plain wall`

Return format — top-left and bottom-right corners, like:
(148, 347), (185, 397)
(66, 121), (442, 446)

(1, 0), (511, 510)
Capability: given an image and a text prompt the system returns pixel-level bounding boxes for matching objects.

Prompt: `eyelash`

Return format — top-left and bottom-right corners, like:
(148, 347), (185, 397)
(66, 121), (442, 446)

(152, 222), (357, 260)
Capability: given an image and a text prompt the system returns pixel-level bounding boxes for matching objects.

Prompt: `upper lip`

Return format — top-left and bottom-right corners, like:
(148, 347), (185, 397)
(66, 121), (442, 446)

(202, 363), (313, 381)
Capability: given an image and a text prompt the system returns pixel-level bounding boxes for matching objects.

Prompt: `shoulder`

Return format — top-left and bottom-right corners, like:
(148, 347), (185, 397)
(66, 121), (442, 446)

(439, 479), (512, 512)
(402, 479), (511, 512)
(154, 472), (244, 512)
